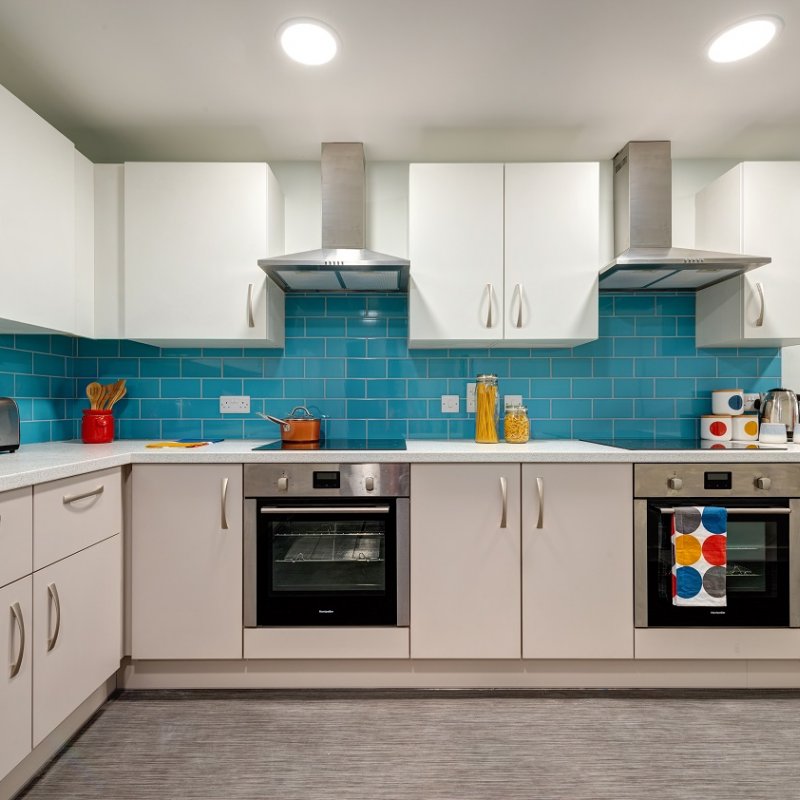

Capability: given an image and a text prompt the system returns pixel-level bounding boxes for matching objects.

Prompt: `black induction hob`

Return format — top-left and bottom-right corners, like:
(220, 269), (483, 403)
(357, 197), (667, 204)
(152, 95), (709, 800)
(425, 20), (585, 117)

(583, 438), (789, 451)
(252, 438), (407, 452)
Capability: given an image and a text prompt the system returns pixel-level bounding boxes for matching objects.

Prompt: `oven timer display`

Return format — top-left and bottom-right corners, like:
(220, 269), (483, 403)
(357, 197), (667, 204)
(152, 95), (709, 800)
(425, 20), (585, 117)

(313, 470), (341, 489)
(704, 471), (732, 490)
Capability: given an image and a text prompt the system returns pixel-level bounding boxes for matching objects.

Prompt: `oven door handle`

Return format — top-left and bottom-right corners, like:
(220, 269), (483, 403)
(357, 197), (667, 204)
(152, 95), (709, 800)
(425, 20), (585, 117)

(657, 506), (791, 515)
(260, 506), (391, 514)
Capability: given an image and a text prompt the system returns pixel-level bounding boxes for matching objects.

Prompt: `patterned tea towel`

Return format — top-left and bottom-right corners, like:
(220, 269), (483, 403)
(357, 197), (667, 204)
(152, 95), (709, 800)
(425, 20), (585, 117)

(672, 506), (727, 607)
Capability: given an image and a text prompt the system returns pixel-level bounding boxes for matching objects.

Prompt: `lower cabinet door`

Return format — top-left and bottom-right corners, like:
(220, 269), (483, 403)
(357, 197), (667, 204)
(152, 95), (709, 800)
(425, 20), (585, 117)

(0, 576), (32, 779)
(410, 463), (521, 658)
(521, 464), (633, 659)
(32, 535), (122, 746)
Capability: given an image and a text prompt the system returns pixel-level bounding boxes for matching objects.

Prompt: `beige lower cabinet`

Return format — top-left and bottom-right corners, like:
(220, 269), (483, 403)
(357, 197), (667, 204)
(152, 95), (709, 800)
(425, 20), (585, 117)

(0, 576), (32, 777)
(32, 534), (122, 746)
(131, 465), (243, 659)
(410, 463), (633, 659)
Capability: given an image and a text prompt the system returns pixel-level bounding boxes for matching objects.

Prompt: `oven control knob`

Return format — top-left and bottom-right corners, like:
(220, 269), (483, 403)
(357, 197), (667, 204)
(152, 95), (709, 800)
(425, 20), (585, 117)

(365, 475), (376, 492)
(756, 476), (772, 490)
(277, 475), (289, 491)
(667, 477), (683, 490)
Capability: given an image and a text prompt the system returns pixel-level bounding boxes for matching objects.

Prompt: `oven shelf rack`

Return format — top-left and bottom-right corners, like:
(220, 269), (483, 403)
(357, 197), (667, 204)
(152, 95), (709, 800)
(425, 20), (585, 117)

(277, 534), (384, 564)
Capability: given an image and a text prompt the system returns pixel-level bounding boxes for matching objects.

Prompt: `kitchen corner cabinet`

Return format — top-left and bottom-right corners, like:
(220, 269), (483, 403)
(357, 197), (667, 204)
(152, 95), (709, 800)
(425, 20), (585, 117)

(408, 162), (600, 348)
(410, 463), (633, 659)
(696, 162), (800, 347)
(131, 465), (243, 659)
(123, 162), (286, 347)
(0, 82), (76, 335)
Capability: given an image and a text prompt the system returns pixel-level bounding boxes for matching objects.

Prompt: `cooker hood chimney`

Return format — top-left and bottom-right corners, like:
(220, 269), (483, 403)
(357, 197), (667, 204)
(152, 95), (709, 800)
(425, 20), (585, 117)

(259, 143), (410, 292)
(599, 141), (769, 290)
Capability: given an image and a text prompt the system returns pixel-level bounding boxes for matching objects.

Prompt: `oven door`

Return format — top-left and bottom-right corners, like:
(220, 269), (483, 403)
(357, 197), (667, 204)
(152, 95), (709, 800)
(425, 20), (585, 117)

(636, 498), (799, 627)
(245, 498), (408, 627)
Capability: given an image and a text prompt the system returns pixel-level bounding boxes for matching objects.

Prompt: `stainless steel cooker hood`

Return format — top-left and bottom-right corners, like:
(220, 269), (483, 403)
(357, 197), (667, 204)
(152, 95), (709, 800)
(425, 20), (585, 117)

(599, 141), (769, 290)
(259, 143), (409, 292)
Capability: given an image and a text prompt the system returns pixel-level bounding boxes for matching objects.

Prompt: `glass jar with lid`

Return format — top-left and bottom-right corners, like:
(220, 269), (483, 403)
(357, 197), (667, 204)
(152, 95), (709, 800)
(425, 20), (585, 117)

(475, 374), (499, 443)
(504, 404), (530, 444)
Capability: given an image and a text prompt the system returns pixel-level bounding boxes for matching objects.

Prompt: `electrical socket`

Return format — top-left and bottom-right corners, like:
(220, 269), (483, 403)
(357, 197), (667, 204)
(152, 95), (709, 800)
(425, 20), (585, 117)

(466, 383), (477, 413)
(504, 394), (523, 410)
(441, 394), (459, 413)
(219, 395), (250, 414)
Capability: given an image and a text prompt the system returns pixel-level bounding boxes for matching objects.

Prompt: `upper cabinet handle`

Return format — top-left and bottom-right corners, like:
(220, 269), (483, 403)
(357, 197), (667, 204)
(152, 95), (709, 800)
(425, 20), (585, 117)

(10, 602), (25, 678)
(484, 283), (494, 329)
(499, 476), (508, 529)
(513, 283), (524, 328)
(535, 477), (545, 529)
(47, 583), (61, 652)
(62, 485), (104, 505)
(221, 477), (230, 530)
(755, 281), (765, 327)
(247, 283), (256, 328)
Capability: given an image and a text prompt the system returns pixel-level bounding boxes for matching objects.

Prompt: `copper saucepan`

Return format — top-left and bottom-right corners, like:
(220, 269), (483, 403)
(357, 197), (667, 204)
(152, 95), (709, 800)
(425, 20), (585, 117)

(257, 406), (321, 443)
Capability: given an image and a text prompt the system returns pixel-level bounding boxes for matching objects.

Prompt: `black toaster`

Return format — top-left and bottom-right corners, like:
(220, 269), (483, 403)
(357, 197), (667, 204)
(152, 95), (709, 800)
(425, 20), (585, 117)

(0, 397), (20, 453)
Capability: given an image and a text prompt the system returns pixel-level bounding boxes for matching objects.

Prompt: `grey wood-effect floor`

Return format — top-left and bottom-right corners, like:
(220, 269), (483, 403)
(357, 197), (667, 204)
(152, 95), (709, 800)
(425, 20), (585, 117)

(16, 689), (800, 800)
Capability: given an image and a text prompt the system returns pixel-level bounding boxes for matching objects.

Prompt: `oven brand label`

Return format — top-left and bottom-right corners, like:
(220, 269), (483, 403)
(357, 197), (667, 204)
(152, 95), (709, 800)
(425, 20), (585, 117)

(318, 609), (334, 614)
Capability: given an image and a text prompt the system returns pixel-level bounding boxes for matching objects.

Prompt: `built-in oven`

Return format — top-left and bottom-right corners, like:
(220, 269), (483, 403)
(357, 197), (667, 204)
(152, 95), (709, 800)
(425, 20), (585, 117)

(243, 463), (409, 627)
(634, 463), (800, 628)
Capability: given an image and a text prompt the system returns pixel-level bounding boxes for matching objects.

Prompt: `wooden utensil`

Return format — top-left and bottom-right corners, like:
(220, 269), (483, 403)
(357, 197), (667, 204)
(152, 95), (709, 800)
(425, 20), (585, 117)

(106, 380), (127, 410)
(86, 382), (102, 409)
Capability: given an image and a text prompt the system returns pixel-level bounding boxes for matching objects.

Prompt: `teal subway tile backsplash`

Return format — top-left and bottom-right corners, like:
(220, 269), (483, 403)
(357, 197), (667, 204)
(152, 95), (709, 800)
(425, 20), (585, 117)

(0, 293), (784, 444)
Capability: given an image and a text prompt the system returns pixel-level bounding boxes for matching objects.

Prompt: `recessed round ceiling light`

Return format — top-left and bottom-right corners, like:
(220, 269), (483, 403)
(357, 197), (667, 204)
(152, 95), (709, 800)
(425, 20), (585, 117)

(279, 18), (339, 65)
(707, 15), (783, 63)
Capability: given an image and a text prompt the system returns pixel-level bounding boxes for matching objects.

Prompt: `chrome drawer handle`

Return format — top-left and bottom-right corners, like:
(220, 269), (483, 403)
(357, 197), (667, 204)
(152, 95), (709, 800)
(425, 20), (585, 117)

(513, 283), (524, 328)
(47, 583), (61, 652)
(62, 485), (104, 505)
(221, 477), (230, 530)
(755, 281), (765, 327)
(10, 602), (25, 678)
(247, 283), (255, 328)
(485, 283), (495, 329)
(536, 477), (544, 529)
(499, 476), (508, 529)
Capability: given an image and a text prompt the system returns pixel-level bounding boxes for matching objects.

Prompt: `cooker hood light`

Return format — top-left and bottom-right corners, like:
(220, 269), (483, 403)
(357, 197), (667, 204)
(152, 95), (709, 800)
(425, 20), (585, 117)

(599, 141), (770, 291)
(259, 143), (410, 292)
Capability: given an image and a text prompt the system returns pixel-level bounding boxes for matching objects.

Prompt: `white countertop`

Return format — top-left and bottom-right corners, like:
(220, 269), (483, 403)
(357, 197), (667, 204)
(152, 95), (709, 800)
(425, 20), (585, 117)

(1, 438), (800, 491)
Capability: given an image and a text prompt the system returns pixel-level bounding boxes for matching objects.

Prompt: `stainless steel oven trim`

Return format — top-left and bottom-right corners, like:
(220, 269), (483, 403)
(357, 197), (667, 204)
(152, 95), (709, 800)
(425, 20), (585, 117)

(791, 499), (800, 627)
(259, 505), (391, 514)
(396, 497), (410, 627)
(657, 507), (792, 515)
(243, 498), (257, 628)
(634, 499), (648, 628)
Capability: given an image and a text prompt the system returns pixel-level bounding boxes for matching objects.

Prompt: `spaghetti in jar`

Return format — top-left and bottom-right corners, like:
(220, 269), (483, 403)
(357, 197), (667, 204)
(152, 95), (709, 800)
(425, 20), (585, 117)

(475, 374), (499, 443)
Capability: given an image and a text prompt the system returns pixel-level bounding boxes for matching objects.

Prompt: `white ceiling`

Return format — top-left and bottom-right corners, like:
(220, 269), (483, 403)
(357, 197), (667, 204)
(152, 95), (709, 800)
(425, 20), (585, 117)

(0, 0), (798, 163)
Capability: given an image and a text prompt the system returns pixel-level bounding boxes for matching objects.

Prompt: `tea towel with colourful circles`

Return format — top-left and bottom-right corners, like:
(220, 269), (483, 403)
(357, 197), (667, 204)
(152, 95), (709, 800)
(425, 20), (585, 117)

(672, 506), (727, 607)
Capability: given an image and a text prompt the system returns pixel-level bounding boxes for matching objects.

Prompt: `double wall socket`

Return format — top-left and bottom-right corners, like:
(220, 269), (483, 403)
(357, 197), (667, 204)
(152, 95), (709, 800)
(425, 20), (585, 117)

(220, 395), (250, 414)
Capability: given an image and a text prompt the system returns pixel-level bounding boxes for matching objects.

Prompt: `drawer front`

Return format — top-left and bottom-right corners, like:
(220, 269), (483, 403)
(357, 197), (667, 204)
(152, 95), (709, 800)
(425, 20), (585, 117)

(0, 487), (33, 588)
(34, 468), (122, 570)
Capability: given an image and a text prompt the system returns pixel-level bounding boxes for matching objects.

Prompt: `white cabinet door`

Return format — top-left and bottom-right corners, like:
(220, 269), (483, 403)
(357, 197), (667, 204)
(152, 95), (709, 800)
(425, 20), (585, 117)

(696, 162), (800, 347)
(505, 163), (599, 345)
(0, 83), (76, 334)
(0, 487), (32, 589)
(409, 163), (504, 347)
(131, 465), (243, 659)
(124, 162), (285, 347)
(0, 576), (32, 778)
(521, 464), (633, 659)
(410, 463), (521, 658)
(32, 535), (121, 746)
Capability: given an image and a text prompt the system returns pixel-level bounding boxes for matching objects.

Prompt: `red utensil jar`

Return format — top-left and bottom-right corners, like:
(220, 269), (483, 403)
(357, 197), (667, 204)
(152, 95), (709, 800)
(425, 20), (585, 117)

(81, 409), (114, 444)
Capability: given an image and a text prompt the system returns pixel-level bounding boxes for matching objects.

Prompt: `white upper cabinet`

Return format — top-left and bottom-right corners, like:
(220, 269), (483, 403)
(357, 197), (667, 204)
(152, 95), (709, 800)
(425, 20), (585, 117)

(409, 163), (505, 346)
(696, 162), (800, 347)
(408, 162), (600, 348)
(0, 83), (76, 335)
(123, 162), (285, 347)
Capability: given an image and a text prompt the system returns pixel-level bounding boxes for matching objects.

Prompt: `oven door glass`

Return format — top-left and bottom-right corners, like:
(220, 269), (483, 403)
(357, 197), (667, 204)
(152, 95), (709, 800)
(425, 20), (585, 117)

(647, 500), (790, 627)
(256, 500), (397, 626)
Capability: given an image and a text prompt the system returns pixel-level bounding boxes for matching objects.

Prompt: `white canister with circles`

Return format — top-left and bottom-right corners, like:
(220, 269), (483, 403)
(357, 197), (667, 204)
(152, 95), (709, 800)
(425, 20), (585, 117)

(712, 388), (744, 416)
(700, 415), (732, 441)
(732, 414), (759, 441)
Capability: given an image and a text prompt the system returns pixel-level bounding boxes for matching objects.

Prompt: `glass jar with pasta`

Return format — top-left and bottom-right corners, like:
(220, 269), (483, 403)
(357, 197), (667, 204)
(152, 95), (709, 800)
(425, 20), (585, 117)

(504, 404), (530, 444)
(475, 374), (499, 443)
